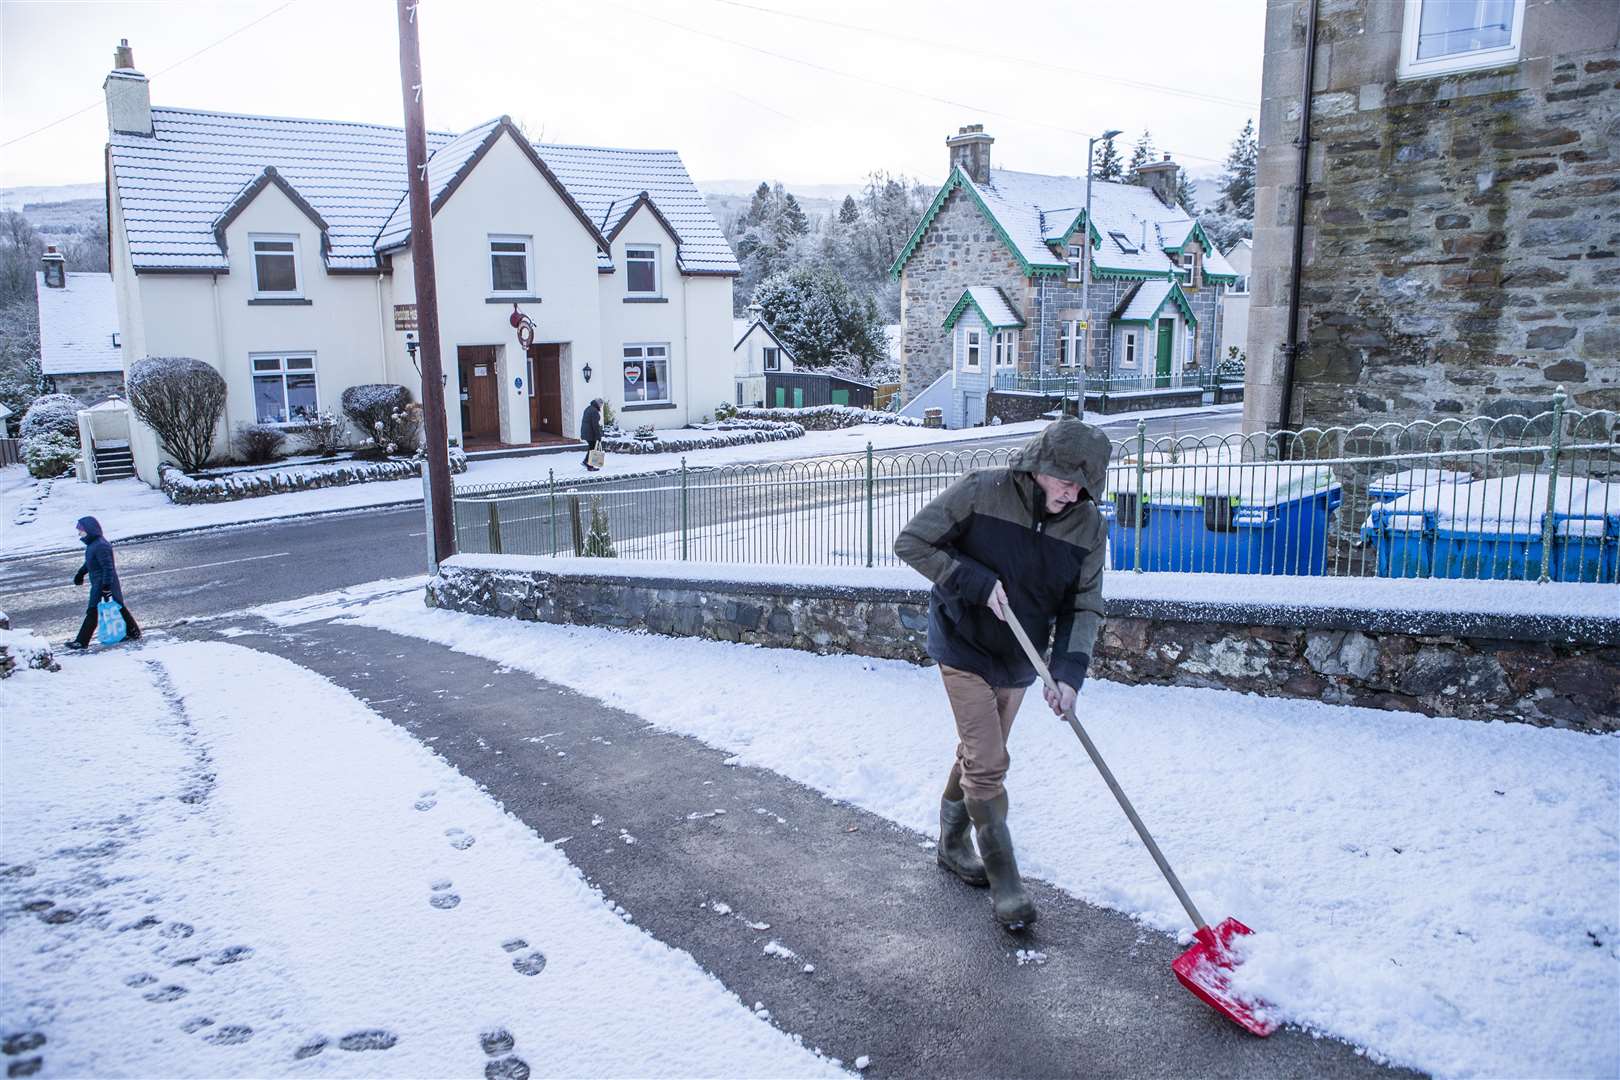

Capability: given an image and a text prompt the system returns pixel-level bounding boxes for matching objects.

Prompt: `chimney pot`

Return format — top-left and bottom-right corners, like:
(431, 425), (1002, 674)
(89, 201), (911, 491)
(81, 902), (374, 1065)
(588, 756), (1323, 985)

(946, 124), (995, 185)
(41, 246), (66, 289)
(1135, 153), (1181, 207)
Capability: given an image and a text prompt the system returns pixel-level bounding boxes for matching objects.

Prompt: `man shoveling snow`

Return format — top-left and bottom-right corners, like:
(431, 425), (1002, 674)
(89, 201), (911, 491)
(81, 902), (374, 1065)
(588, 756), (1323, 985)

(895, 417), (1110, 929)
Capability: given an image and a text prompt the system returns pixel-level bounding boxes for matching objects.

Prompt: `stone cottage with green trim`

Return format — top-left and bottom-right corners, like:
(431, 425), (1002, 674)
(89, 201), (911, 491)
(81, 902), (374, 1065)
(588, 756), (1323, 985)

(891, 125), (1238, 428)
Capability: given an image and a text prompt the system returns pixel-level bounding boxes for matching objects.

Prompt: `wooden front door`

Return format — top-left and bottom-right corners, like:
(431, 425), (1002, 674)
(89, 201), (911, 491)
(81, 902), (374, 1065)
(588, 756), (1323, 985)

(457, 346), (500, 442)
(527, 344), (563, 438)
(1155, 319), (1175, 388)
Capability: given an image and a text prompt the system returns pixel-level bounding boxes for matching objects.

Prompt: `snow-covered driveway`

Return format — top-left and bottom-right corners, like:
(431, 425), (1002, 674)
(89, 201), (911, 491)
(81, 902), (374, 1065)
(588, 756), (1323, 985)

(0, 643), (844, 1078)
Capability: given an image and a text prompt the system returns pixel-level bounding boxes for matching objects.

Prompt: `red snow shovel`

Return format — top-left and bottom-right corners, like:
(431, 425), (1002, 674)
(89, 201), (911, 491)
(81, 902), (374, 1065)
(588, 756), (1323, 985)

(1004, 615), (1278, 1037)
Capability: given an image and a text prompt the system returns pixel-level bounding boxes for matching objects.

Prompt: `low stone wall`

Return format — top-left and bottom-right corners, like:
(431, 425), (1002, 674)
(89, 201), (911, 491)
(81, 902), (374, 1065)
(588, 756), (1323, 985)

(426, 558), (1620, 733)
(159, 450), (467, 504)
(986, 388), (1209, 422)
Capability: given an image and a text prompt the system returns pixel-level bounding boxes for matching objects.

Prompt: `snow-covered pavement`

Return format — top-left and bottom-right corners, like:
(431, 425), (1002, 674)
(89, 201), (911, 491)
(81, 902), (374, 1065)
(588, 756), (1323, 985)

(250, 585), (1620, 1080)
(0, 643), (845, 1078)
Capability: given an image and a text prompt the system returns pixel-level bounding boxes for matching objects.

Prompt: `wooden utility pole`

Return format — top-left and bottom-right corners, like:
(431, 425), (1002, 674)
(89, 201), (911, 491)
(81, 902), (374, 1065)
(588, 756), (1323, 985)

(396, 0), (456, 565)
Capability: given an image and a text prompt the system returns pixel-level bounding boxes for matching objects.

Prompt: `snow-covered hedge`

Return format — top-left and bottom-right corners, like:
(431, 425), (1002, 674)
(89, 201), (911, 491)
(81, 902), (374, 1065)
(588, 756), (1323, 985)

(731, 405), (921, 430)
(158, 448), (467, 504)
(19, 393), (81, 442)
(0, 625), (60, 678)
(22, 431), (79, 479)
(601, 420), (804, 455)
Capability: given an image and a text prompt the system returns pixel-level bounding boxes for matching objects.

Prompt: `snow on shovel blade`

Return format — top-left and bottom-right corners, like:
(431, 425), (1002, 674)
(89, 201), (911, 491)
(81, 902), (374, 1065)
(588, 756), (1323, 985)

(1170, 917), (1278, 1037)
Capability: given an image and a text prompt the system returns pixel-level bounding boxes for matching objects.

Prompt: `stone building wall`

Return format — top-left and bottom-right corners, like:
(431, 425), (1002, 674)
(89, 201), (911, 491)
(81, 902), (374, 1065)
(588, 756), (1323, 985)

(1245, 0), (1620, 433)
(898, 187), (1031, 403)
(427, 560), (1620, 733)
(48, 372), (126, 408)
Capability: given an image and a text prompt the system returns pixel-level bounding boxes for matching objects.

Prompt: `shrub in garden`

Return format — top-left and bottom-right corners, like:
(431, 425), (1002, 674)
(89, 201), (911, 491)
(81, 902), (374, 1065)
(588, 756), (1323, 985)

(127, 357), (227, 473)
(296, 410), (348, 456)
(23, 431), (79, 478)
(19, 393), (81, 443)
(714, 400), (737, 421)
(581, 495), (617, 558)
(341, 384), (420, 456)
(234, 422), (288, 464)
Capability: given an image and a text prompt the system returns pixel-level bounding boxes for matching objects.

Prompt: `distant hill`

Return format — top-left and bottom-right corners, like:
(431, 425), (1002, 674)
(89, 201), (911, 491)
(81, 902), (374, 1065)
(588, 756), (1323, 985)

(0, 182), (103, 211)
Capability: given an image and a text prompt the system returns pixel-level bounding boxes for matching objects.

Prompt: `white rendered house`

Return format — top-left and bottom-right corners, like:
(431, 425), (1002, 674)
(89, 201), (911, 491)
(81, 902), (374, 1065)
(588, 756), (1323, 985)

(101, 41), (738, 484)
(731, 302), (797, 406)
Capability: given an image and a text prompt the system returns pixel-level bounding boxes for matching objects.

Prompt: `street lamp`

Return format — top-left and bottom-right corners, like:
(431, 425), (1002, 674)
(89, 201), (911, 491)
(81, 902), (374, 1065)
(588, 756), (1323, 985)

(1080, 128), (1122, 419)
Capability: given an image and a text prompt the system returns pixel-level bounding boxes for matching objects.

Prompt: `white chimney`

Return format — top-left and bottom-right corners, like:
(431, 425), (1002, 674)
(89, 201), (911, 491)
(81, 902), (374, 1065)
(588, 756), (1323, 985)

(104, 39), (153, 138)
(747, 300), (764, 324)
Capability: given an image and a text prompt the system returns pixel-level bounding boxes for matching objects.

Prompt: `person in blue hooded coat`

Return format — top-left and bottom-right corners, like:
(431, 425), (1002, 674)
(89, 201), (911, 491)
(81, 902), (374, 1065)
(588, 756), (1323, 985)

(66, 516), (141, 649)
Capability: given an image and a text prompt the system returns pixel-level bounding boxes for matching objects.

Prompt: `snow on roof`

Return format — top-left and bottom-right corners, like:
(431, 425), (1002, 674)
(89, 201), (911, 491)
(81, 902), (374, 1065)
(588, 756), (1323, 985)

(35, 271), (122, 375)
(1115, 279), (1173, 322)
(109, 106), (737, 276)
(731, 318), (794, 358)
(943, 286), (1025, 330)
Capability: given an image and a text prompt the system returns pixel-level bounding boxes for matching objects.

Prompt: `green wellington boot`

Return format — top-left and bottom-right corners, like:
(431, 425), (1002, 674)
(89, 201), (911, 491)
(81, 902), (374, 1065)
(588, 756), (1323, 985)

(964, 792), (1038, 929)
(937, 795), (989, 886)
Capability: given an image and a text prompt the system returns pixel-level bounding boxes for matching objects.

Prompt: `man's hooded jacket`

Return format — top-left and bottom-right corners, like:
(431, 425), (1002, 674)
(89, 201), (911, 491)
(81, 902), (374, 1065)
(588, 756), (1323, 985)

(894, 419), (1110, 689)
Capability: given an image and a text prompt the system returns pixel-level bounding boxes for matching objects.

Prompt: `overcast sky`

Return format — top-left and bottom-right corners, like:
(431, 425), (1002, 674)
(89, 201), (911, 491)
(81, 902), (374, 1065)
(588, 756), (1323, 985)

(0, 0), (1264, 192)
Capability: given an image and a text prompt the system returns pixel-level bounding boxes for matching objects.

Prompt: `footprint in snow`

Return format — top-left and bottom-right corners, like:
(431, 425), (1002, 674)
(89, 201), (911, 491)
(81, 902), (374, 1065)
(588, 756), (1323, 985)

(337, 1029), (398, 1052)
(143, 985), (189, 1003)
(3, 1034), (45, 1055)
(7, 1058), (43, 1078)
(211, 946), (253, 966)
(480, 1029), (514, 1055)
(204, 1025), (253, 1046)
(486, 1056), (531, 1080)
(414, 797), (438, 812)
(445, 828), (476, 850)
(159, 921), (194, 940)
(508, 938), (547, 976)
(429, 879), (461, 909)
(293, 1036), (327, 1060)
(180, 1017), (213, 1035)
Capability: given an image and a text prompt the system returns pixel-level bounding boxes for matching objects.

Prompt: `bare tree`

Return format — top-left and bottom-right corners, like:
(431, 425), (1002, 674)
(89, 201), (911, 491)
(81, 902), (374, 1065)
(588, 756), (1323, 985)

(127, 356), (227, 473)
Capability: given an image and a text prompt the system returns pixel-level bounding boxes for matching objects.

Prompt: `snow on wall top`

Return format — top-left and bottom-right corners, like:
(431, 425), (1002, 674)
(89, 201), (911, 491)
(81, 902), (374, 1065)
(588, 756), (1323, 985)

(35, 271), (122, 375)
(110, 107), (737, 276)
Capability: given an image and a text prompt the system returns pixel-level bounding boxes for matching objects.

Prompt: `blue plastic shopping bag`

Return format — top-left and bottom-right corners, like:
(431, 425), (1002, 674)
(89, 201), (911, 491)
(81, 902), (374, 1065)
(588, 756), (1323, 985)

(96, 597), (127, 646)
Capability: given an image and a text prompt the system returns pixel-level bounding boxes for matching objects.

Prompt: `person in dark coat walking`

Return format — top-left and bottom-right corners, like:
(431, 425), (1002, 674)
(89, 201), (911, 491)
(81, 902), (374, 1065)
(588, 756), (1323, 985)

(580, 397), (605, 470)
(66, 515), (141, 650)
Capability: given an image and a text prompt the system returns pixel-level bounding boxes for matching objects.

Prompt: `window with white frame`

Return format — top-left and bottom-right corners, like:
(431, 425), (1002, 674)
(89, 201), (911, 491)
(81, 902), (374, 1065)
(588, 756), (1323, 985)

(992, 330), (1018, 369)
(1184, 249), (1201, 288)
(1066, 244), (1083, 282)
(1399, 0), (1523, 79)
(1185, 326), (1198, 368)
(251, 353), (318, 424)
(957, 328), (982, 371)
(1059, 320), (1082, 367)
(250, 235), (300, 296)
(1122, 331), (1139, 368)
(622, 343), (670, 403)
(489, 235), (531, 295)
(626, 245), (660, 295)
(1231, 274), (1250, 295)
(763, 345), (780, 372)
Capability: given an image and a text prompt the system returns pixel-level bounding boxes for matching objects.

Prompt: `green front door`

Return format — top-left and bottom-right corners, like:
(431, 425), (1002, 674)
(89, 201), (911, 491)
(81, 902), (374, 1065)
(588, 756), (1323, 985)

(1155, 319), (1174, 388)
(774, 386), (786, 407)
(792, 387), (805, 407)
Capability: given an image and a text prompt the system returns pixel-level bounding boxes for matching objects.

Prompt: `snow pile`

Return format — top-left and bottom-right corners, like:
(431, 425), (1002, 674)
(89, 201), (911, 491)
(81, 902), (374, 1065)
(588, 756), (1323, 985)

(0, 644), (844, 1078)
(602, 421), (804, 455)
(158, 450), (466, 505)
(0, 625), (59, 678)
(317, 591), (1620, 1080)
(732, 405), (921, 430)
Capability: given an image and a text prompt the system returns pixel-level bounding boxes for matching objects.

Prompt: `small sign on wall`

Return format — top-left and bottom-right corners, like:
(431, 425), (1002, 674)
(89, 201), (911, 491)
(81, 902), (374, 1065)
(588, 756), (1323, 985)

(393, 304), (418, 331)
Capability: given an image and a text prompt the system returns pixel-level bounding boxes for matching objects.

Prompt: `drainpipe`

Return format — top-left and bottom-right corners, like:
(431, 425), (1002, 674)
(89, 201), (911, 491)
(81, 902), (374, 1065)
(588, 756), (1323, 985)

(375, 273), (390, 382)
(1278, 0), (1320, 439)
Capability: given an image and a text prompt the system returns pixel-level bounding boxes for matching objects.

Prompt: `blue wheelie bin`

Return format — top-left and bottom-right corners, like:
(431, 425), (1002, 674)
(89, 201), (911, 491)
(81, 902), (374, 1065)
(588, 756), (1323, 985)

(1103, 483), (1343, 575)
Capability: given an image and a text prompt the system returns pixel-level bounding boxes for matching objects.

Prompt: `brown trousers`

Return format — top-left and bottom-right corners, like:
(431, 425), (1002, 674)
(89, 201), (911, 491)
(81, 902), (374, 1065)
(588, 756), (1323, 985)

(940, 665), (1028, 802)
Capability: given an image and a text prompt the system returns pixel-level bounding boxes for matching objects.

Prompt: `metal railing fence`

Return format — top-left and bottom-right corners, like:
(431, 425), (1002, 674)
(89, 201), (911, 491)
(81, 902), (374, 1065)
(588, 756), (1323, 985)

(451, 393), (1618, 584)
(993, 369), (1241, 397)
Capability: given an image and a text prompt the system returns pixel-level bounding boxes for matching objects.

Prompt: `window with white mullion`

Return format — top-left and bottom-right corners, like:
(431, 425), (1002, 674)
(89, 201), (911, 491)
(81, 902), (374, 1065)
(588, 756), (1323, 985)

(489, 235), (532, 295)
(622, 343), (671, 403)
(960, 328), (982, 371)
(626, 245), (660, 295)
(251, 353), (318, 424)
(991, 329), (1018, 370)
(1399, 0), (1523, 79)
(250, 234), (300, 296)
(1066, 244), (1083, 282)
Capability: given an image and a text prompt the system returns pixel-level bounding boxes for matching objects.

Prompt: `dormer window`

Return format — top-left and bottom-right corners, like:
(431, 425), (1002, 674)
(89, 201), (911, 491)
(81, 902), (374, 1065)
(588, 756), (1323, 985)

(1176, 249), (1201, 288)
(489, 236), (532, 295)
(1109, 231), (1138, 254)
(1066, 244), (1082, 282)
(626, 245), (660, 295)
(250, 235), (300, 297)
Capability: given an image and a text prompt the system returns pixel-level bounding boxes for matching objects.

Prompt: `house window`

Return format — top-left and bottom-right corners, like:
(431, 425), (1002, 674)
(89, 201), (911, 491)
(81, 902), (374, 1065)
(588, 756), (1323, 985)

(1231, 274), (1249, 295)
(1185, 327), (1198, 369)
(1066, 244), (1082, 282)
(250, 235), (300, 296)
(489, 236), (531, 294)
(622, 343), (670, 403)
(992, 330), (1018, 370)
(1399, 0), (1523, 79)
(1109, 230), (1138, 254)
(1058, 320), (1082, 367)
(952, 330), (978, 372)
(763, 346), (780, 372)
(1122, 332), (1138, 368)
(626, 245), (659, 295)
(251, 353), (318, 424)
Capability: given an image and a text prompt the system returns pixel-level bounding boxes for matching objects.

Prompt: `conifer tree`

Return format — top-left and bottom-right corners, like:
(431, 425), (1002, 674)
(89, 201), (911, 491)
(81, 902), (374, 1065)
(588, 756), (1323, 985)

(1127, 130), (1157, 183)
(1218, 118), (1258, 219)
(1091, 134), (1123, 182)
(838, 194), (861, 225)
(582, 495), (617, 558)
(1175, 171), (1198, 213)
